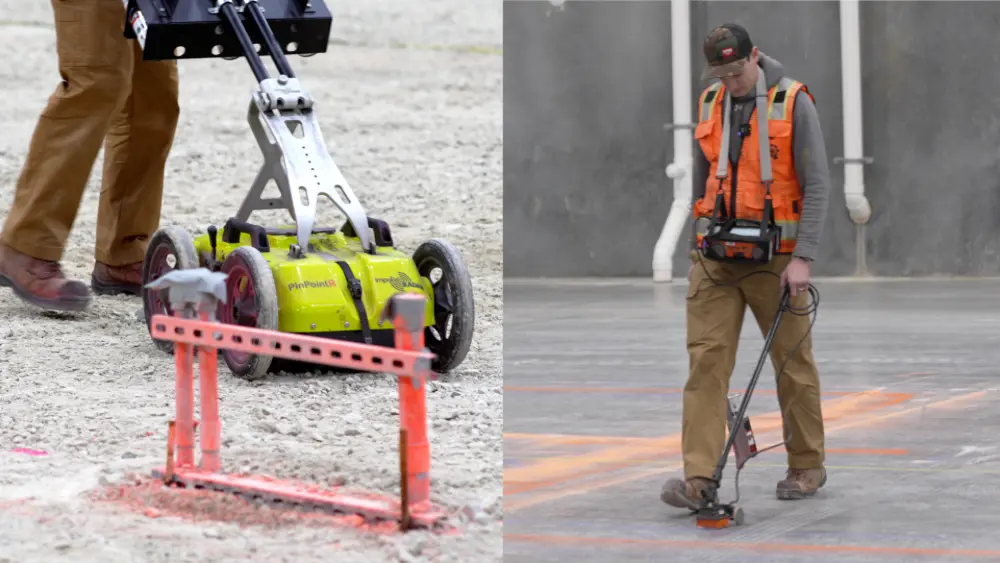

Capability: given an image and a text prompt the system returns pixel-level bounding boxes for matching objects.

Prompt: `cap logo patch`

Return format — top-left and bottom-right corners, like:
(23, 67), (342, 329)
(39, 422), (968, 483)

(721, 47), (734, 57)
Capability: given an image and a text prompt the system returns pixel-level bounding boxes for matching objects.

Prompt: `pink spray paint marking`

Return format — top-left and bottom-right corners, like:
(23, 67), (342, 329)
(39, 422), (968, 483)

(9, 448), (48, 456)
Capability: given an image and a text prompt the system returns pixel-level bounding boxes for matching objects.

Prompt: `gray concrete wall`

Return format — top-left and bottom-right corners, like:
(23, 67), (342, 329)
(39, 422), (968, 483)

(503, 1), (1000, 277)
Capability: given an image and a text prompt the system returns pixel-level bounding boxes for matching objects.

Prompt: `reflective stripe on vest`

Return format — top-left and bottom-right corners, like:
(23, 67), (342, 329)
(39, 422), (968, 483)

(698, 82), (723, 122)
(776, 220), (798, 243)
(767, 77), (797, 120)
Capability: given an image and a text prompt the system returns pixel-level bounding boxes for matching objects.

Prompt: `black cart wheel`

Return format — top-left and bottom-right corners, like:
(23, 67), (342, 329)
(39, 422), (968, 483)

(217, 246), (279, 380)
(412, 238), (475, 373)
(142, 226), (200, 354)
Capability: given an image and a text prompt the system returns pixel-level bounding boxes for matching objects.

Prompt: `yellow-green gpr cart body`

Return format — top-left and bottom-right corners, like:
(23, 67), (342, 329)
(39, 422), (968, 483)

(142, 218), (475, 381)
(199, 228), (435, 337)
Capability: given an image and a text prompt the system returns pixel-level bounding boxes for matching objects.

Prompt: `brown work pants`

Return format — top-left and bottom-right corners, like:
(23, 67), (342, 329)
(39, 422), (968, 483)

(1, 0), (180, 266)
(683, 251), (825, 479)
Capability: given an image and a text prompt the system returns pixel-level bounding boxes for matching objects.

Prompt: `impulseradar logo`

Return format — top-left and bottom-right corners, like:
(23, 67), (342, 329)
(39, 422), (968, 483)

(374, 272), (423, 292)
(288, 279), (337, 291)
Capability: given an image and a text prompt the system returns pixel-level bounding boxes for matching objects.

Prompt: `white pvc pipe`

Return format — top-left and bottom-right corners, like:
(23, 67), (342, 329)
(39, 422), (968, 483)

(652, 0), (693, 282)
(839, 0), (872, 224)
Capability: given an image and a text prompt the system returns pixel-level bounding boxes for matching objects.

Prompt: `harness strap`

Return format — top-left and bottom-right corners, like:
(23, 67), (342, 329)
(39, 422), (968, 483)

(335, 260), (373, 344)
(714, 69), (772, 184)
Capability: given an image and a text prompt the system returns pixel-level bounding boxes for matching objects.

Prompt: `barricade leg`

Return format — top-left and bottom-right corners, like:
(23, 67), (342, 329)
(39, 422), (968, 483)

(393, 295), (431, 506)
(197, 311), (222, 472)
(399, 428), (410, 530)
(174, 339), (196, 468)
(399, 375), (429, 505)
(164, 420), (177, 480)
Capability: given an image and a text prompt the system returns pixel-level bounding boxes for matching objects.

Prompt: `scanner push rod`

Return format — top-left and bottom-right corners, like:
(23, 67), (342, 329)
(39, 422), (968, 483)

(214, 0), (297, 83)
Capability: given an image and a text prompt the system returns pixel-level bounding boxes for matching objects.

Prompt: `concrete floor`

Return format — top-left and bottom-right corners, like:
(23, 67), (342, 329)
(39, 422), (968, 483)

(503, 278), (1000, 563)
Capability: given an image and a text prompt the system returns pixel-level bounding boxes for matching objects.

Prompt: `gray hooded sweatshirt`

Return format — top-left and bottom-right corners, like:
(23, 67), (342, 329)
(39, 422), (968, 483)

(690, 52), (831, 262)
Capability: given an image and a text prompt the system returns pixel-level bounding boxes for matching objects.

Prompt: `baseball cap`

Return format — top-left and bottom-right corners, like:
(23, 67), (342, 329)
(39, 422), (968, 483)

(701, 23), (755, 80)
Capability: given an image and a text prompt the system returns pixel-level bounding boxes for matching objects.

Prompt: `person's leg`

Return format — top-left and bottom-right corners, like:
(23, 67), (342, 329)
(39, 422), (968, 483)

(0, 0), (132, 311)
(742, 255), (826, 499)
(92, 39), (180, 295)
(661, 253), (747, 509)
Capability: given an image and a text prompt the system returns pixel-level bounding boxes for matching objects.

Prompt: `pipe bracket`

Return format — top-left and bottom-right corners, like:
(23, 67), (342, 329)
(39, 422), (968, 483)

(834, 156), (874, 165)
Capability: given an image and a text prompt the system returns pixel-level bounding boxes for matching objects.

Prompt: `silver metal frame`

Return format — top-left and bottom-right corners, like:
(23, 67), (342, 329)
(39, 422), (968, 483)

(236, 75), (374, 253)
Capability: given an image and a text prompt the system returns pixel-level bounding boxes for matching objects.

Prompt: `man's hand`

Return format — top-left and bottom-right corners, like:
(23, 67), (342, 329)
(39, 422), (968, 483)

(780, 257), (811, 296)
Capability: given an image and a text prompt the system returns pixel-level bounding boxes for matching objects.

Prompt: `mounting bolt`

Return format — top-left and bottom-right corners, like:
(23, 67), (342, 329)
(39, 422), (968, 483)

(278, 74), (288, 85)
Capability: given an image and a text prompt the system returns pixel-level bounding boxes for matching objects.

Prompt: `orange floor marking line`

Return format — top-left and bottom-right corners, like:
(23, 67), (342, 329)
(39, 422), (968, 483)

(784, 447), (909, 455)
(824, 389), (990, 434)
(504, 389), (989, 513)
(504, 433), (657, 446)
(504, 533), (1000, 558)
(506, 463), (685, 511)
(504, 433), (909, 455)
(504, 388), (908, 495)
(504, 385), (913, 398)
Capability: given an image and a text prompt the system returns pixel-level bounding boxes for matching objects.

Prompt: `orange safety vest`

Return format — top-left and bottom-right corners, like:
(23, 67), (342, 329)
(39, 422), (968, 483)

(692, 76), (813, 255)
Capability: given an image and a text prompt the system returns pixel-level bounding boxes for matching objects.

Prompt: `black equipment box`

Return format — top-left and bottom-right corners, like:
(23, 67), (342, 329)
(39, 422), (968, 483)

(125, 0), (332, 61)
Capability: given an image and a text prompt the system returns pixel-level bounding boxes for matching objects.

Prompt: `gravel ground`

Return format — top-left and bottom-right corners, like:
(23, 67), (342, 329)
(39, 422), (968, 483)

(0, 1), (501, 562)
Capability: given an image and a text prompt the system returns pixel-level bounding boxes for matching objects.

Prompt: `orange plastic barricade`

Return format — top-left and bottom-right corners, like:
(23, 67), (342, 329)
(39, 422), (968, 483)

(149, 292), (445, 530)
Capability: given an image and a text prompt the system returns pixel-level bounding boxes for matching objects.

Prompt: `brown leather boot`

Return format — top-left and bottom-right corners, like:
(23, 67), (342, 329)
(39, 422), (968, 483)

(91, 261), (143, 296)
(776, 467), (827, 500)
(660, 476), (716, 510)
(0, 244), (91, 312)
